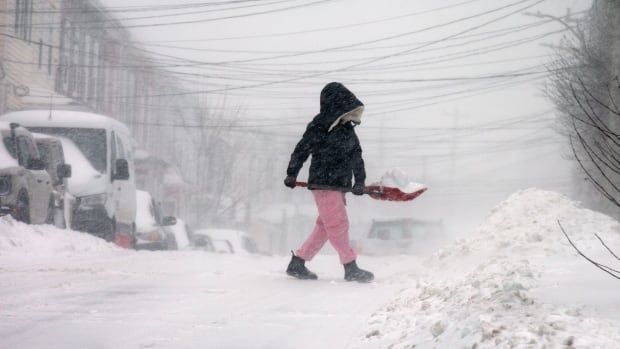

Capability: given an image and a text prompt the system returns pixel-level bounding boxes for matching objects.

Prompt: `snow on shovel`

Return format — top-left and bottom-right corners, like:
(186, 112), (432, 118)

(294, 181), (427, 202)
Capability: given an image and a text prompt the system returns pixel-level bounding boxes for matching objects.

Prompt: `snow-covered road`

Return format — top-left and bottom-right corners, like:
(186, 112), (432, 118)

(3, 188), (620, 348)
(0, 246), (421, 349)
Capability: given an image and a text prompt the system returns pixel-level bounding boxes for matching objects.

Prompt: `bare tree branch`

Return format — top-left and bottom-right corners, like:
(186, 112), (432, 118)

(558, 220), (620, 280)
(595, 233), (620, 262)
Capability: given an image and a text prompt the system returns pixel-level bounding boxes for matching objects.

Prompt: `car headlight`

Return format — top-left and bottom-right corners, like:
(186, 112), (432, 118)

(78, 193), (107, 208)
(0, 176), (11, 196)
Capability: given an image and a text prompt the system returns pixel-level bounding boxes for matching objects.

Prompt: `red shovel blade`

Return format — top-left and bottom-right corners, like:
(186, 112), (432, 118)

(294, 182), (427, 202)
(365, 185), (427, 202)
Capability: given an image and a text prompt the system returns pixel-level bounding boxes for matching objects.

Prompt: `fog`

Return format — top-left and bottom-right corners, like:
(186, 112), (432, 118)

(5, 1), (620, 348)
(87, 0), (592, 247)
(0, 0), (596, 249)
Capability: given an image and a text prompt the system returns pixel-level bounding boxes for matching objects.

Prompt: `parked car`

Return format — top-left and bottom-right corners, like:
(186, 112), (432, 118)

(191, 229), (215, 252)
(135, 190), (177, 251)
(33, 134), (72, 228)
(0, 122), (54, 224)
(1, 110), (137, 247)
(194, 229), (258, 254)
(354, 218), (444, 255)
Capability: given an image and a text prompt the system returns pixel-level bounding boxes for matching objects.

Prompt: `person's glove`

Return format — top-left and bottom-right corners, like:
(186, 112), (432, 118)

(351, 183), (365, 196)
(284, 176), (297, 189)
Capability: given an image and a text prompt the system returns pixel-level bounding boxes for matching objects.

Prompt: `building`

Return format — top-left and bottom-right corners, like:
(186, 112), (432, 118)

(0, 0), (201, 222)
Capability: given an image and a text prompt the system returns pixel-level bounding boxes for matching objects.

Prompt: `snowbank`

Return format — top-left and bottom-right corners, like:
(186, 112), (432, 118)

(378, 168), (426, 193)
(359, 189), (620, 348)
(0, 216), (122, 258)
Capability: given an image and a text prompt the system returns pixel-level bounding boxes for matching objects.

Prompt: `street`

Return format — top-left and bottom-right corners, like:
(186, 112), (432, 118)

(0, 250), (420, 349)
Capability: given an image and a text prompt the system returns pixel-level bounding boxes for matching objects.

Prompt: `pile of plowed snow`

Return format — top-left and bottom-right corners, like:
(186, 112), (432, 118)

(0, 216), (122, 258)
(359, 189), (620, 349)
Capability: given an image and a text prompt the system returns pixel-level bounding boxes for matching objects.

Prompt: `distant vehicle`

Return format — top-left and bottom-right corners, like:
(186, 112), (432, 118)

(355, 218), (444, 255)
(211, 239), (234, 254)
(33, 134), (72, 228)
(1, 110), (137, 247)
(0, 122), (54, 224)
(135, 190), (177, 251)
(194, 229), (258, 254)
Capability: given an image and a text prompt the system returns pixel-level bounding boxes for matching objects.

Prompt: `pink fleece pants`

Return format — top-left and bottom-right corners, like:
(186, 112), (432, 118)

(296, 190), (357, 264)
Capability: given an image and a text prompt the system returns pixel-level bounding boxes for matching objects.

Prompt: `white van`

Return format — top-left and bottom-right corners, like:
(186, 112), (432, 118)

(1, 110), (137, 247)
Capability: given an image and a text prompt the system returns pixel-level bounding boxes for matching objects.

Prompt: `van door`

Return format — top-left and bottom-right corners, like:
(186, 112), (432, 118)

(17, 134), (52, 223)
(111, 132), (135, 230)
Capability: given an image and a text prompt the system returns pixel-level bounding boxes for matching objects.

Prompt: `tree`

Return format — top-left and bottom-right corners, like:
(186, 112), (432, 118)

(548, 0), (620, 280)
(547, 0), (620, 214)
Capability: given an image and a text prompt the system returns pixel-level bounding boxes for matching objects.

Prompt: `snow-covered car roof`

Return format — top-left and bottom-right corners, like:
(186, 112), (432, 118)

(0, 110), (131, 135)
(194, 228), (248, 239)
(194, 229), (256, 254)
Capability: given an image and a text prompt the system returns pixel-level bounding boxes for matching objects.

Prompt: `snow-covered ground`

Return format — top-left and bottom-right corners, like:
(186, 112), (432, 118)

(356, 189), (620, 349)
(1, 188), (619, 348)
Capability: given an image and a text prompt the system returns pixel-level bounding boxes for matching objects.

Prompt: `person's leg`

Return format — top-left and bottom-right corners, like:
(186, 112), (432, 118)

(314, 190), (356, 265)
(295, 216), (328, 261)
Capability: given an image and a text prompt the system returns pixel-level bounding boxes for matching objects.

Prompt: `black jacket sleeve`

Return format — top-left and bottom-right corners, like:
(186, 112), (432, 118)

(286, 123), (316, 177)
(351, 132), (366, 186)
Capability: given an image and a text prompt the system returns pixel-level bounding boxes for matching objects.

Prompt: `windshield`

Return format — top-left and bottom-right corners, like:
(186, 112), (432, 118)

(28, 127), (107, 173)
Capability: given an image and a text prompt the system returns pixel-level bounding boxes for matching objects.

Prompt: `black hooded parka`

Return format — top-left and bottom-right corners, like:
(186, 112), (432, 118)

(286, 82), (366, 190)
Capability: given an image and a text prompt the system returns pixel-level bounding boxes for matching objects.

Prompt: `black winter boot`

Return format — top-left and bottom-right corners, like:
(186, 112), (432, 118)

(344, 260), (374, 283)
(286, 252), (318, 280)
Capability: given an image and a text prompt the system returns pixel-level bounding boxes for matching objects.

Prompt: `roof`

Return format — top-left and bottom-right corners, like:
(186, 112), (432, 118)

(0, 110), (131, 135)
(194, 229), (248, 239)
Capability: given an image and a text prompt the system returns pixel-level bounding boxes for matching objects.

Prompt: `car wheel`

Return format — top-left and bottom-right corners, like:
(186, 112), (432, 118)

(45, 196), (55, 225)
(13, 191), (30, 224)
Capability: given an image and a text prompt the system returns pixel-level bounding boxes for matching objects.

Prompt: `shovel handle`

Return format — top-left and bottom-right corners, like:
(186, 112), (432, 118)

(294, 181), (376, 195)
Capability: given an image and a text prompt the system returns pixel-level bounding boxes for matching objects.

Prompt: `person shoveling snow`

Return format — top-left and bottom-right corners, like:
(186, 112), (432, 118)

(283, 82), (374, 283)
(283, 83), (428, 282)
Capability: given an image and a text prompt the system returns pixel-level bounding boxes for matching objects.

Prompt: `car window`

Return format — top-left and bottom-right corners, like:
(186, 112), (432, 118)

(110, 130), (117, 165)
(17, 135), (39, 166)
(243, 237), (257, 253)
(36, 141), (55, 174)
(28, 127), (107, 173)
(2, 136), (17, 159)
(116, 134), (126, 160)
(151, 199), (163, 226)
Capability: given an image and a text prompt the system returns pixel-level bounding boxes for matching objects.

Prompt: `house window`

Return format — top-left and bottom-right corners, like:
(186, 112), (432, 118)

(14, 0), (33, 40)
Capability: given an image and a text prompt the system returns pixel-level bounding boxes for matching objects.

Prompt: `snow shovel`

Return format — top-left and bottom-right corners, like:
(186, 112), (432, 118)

(294, 181), (427, 202)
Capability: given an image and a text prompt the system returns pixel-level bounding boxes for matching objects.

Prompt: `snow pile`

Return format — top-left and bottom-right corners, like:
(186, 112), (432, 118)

(0, 216), (122, 258)
(378, 168), (426, 193)
(360, 189), (620, 349)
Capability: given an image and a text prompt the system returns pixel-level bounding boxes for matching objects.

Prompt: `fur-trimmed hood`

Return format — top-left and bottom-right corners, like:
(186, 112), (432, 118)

(317, 82), (364, 132)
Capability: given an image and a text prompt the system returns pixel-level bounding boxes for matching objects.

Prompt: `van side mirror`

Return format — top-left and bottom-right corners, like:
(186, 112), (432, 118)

(57, 163), (72, 179)
(162, 216), (177, 226)
(113, 159), (129, 181)
(27, 158), (46, 171)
